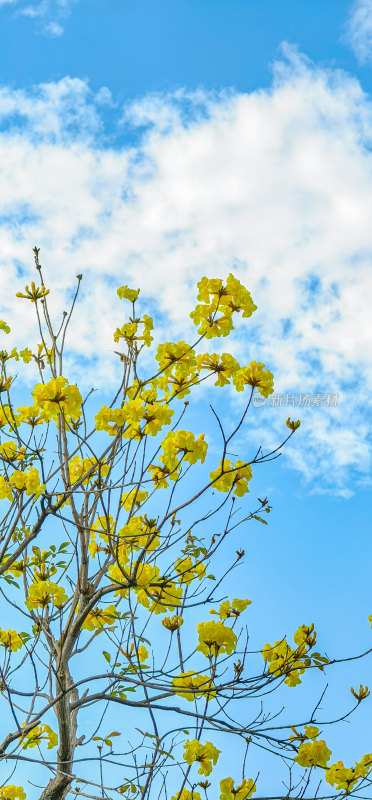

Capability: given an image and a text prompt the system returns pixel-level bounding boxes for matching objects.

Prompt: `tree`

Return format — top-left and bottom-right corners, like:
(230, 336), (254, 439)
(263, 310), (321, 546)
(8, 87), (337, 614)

(0, 248), (370, 800)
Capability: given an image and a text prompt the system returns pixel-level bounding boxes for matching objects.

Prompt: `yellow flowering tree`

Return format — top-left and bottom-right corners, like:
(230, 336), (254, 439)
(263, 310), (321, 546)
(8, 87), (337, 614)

(0, 248), (370, 800)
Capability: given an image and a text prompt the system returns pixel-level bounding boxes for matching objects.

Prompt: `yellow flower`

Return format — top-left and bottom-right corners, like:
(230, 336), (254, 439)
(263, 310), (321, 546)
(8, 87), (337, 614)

(19, 347), (33, 363)
(117, 285), (140, 302)
(0, 628), (23, 651)
(147, 462), (174, 489)
(32, 376), (82, 423)
(210, 598), (251, 620)
(16, 282), (50, 303)
(190, 275), (256, 339)
(293, 623), (316, 649)
(289, 725), (320, 742)
(172, 671), (216, 701)
(196, 352), (240, 387)
(233, 362), (274, 397)
(114, 315), (153, 347)
(326, 756), (372, 791)
(162, 615), (184, 632)
(117, 516), (160, 553)
(183, 739), (220, 775)
(134, 565), (183, 614)
(137, 645), (149, 663)
(0, 441), (26, 461)
(156, 341), (196, 374)
(0, 442), (16, 463)
(210, 459), (252, 497)
(170, 791), (202, 800)
(175, 555), (206, 584)
(25, 581), (68, 610)
(220, 777), (256, 800)
(196, 620), (237, 657)
(286, 417), (301, 431)
(351, 684), (370, 702)
(121, 488), (148, 511)
(9, 467), (45, 498)
(69, 455), (109, 486)
(0, 404), (16, 429)
(161, 430), (208, 470)
(0, 787), (26, 800)
(16, 405), (44, 427)
(0, 475), (13, 501)
(0, 374), (12, 393)
(0, 320), (10, 334)
(294, 739), (332, 769)
(81, 605), (119, 631)
(20, 723), (57, 750)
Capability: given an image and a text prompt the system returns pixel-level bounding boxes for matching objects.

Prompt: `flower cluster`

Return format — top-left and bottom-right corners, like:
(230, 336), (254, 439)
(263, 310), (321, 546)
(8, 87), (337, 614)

(117, 516), (160, 553)
(161, 615), (183, 631)
(0, 405), (14, 429)
(0, 787), (26, 800)
(95, 399), (173, 440)
(170, 791), (201, 800)
(197, 620), (237, 657)
(114, 314), (153, 348)
(261, 623), (326, 687)
(232, 361), (274, 397)
(117, 285), (140, 302)
(174, 555), (206, 584)
(210, 598), (251, 620)
(109, 561), (183, 614)
(120, 488), (148, 511)
(294, 739), (332, 768)
(20, 723), (58, 750)
(183, 739), (221, 775)
(190, 274), (257, 339)
(69, 455), (109, 486)
(210, 459), (252, 497)
(220, 777), (256, 799)
(15, 405), (44, 428)
(121, 641), (149, 663)
(196, 352), (240, 387)
(0, 628), (23, 652)
(81, 605), (119, 631)
(0, 467), (45, 501)
(0, 440), (26, 462)
(16, 282), (50, 303)
(9, 467), (45, 498)
(172, 670), (216, 701)
(325, 755), (372, 791)
(25, 581), (68, 611)
(31, 377), (82, 423)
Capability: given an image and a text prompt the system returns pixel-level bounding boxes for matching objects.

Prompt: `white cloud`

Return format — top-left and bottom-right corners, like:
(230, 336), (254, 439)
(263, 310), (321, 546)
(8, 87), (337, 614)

(343, 0), (372, 62)
(1, 46), (372, 493)
(1, 0), (78, 34)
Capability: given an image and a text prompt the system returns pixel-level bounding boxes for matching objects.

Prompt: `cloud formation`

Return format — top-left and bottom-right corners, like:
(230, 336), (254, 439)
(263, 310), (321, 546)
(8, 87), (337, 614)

(343, 0), (372, 62)
(0, 46), (371, 494)
(1, 0), (78, 35)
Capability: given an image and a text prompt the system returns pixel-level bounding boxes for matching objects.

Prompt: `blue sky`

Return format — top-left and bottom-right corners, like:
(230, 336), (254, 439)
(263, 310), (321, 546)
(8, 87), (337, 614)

(1, 0), (372, 797)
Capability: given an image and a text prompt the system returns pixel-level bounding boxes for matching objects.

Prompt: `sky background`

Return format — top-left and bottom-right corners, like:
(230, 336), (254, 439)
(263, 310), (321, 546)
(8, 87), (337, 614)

(1, 0), (372, 797)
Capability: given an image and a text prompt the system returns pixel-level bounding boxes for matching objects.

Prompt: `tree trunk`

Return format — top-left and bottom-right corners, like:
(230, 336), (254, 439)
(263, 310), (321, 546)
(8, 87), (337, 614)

(39, 661), (79, 800)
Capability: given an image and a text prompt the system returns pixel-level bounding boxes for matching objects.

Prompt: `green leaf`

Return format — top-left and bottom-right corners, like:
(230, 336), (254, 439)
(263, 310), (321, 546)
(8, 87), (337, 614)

(108, 731), (121, 737)
(253, 515), (267, 525)
(102, 651), (111, 663)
